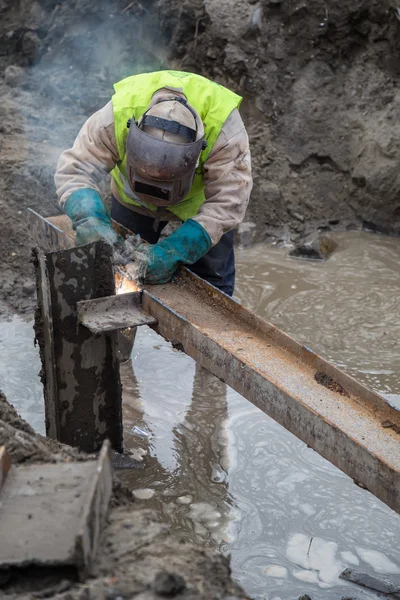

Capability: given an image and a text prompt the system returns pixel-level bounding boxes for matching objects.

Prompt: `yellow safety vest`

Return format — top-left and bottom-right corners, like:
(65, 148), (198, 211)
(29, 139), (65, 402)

(111, 70), (242, 221)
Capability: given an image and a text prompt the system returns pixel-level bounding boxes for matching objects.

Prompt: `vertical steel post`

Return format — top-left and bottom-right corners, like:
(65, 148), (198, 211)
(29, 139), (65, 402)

(33, 242), (123, 453)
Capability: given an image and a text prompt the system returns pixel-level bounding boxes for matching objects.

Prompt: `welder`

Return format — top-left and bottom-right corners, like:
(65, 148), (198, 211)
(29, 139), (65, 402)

(55, 70), (252, 296)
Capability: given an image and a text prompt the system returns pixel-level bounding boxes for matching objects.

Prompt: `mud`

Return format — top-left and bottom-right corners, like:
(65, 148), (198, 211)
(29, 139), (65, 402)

(314, 372), (349, 396)
(1, 0), (400, 313)
(0, 390), (249, 600)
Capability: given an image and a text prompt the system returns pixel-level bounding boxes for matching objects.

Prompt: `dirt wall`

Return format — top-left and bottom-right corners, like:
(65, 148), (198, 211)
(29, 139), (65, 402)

(1, 0), (400, 314)
(165, 0), (400, 242)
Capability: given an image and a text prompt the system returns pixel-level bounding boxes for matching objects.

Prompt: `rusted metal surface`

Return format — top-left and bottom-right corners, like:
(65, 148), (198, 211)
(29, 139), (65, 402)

(28, 209), (75, 252)
(0, 446), (12, 491)
(77, 292), (157, 334)
(28, 212), (400, 513)
(142, 269), (400, 514)
(28, 211), (135, 250)
(0, 441), (112, 574)
(33, 243), (123, 452)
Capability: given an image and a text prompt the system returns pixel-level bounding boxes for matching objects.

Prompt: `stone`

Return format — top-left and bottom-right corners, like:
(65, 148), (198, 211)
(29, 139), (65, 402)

(237, 221), (257, 246)
(4, 65), (24, 88)
(289, 233), (338, 260)
(21, 31), (41, 61)
(339, 568), (400, 597)
(0, 442), (112, 573)
(288, 209), (305, 222)
(22, 279), (36, 295)
(152, 571), (186, 596)
(260, 181), (281, 203)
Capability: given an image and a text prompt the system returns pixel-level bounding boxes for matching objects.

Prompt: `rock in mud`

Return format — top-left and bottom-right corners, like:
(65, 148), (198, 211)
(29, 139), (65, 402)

(289, 233), (338, 260)
(152, 571), (186, 596)
(237, 221), (257, 245)
(21, 30), (42, 61)
(4, 65), (24, 87)
(339, 568), (400, 597)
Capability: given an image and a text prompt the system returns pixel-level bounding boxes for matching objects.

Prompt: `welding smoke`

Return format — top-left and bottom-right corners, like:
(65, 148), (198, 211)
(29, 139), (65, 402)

(5, 0), (167, 216)
(113, 233), (150, 284)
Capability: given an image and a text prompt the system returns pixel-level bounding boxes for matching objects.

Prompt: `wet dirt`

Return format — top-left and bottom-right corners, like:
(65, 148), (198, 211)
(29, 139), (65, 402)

(314, 372), (349, 397)
(0, 377), (247, 600)
(1, 0), (400, 315)
(2, 231), (400, 600)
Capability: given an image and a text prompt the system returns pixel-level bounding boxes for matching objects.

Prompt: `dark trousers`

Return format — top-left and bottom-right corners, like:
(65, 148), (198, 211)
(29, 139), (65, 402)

(111, 198), (235, 296)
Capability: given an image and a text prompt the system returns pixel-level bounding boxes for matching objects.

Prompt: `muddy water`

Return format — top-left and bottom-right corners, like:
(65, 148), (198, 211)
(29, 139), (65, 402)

(1, 231), (400, 600)
(235, 231), (400, 409)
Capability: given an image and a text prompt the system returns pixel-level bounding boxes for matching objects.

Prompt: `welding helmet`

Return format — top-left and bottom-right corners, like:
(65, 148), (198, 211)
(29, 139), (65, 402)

(126, 96), (207, 207)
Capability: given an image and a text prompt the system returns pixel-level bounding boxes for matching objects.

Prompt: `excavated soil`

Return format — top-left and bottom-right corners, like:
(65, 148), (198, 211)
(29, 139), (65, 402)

(1, 0), (400, 314)
(0, 391), (248, 600)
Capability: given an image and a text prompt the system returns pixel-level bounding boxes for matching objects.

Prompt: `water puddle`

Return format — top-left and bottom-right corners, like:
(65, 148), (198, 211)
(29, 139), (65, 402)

(1, 231), (400, 600)
(235, 231), (400, 408)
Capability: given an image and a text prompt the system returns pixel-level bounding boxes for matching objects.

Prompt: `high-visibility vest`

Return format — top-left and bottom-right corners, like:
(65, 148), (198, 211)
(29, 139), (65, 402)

(111, 70), (242, 221)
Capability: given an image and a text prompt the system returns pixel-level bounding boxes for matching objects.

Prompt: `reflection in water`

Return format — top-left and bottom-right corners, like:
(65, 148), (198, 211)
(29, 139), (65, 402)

(1, 231), (400, 599)
(0, 315), (43, 433)
(120, 338), (239, 548)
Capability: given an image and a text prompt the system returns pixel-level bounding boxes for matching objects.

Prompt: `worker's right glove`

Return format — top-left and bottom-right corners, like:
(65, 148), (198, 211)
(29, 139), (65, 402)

(137, 219), (212, 285)
(64, 188), (121, 247)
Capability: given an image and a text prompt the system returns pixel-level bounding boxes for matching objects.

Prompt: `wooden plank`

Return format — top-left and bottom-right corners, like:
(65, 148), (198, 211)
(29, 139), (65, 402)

(0, 441), (112, 573)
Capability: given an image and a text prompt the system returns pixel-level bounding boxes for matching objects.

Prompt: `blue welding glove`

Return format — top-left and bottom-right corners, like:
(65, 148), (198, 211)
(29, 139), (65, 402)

(64, 188), (121, 247)
(138, 219), (212, 285)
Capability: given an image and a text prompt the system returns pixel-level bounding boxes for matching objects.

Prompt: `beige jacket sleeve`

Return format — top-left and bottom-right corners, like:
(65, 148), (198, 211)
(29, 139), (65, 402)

(55, 101), (119, 207)
(193, 109), (252, 246)
(55, 103), (252, 247)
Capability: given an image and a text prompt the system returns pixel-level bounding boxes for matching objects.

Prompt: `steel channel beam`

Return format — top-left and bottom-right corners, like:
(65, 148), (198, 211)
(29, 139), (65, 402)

(28, 211), (400, 513)
(142, 269), (400, 514)
(33, 243), (123, 453)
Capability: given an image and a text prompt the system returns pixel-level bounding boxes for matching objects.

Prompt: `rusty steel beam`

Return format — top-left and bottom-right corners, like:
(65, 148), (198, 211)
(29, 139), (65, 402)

(27, 209), (75, 252)
(33, 243), (123, 452)
(142, 269), (400, 514)
(28, 211), (400, 513)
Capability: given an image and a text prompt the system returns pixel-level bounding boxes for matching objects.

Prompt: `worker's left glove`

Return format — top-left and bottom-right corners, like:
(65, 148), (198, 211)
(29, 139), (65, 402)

(137, 219), (212, 285)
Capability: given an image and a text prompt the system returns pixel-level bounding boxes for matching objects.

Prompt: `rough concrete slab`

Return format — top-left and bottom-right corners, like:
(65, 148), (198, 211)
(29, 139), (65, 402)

(0, 441), (112, 572)
(77, 292), (157, 334)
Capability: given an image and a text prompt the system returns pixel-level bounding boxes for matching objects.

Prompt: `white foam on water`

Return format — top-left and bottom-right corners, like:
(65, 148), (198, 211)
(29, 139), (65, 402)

(176, 495), (192, 505)
(299, 503), (316, 517)
(356, 547), (400, 574)
(286, 533), (344, 586)
(340, 551), (359, 566)
(292, 569), (319, 583)
(264, 565), (288, 578)
(132, 488), (155, 500)
(189, 502), (222, 531)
